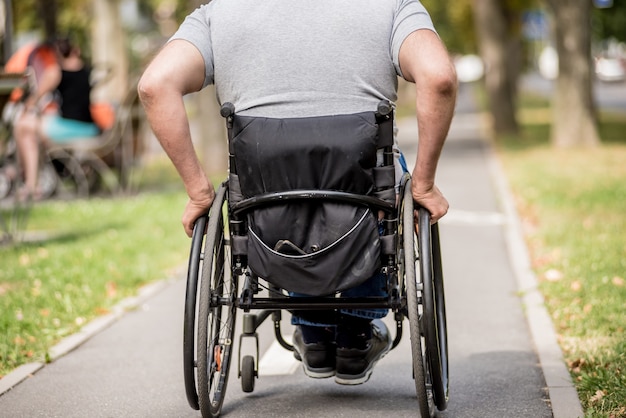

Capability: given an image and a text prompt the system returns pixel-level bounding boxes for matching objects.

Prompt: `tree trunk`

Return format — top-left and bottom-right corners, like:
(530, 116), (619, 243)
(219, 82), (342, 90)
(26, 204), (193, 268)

(472, 0), (520, 138)
(188, 0), (228, 177)
(546, 0), (600, 147)
(90, 0), (128, 105)
(193, 86), (228, 177)
(38, 0), (57, 40)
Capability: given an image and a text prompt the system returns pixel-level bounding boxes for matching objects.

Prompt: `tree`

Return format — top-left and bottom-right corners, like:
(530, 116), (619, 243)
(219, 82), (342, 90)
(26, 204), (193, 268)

(422, 0), (476, 55)
(593, 1), (626, 44)
(90, 0), (128, 105)
(545, 0), (600, 147)
(186, 0), (228, 176)
(471, 0), (523, 138)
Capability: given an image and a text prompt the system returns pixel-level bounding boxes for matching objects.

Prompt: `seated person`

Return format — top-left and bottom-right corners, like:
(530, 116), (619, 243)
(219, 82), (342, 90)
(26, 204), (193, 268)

(11, 38), (100, 199)
(138, 0), (456, 385)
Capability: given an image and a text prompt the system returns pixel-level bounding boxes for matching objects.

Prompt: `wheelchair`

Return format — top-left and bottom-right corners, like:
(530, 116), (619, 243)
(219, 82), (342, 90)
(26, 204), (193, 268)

(183, 101), (449, 418)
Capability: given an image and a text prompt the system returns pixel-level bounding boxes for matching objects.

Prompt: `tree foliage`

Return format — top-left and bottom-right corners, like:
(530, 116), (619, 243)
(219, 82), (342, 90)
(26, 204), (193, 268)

(422, 0), (476, 54)
(593, 2), (626, 43)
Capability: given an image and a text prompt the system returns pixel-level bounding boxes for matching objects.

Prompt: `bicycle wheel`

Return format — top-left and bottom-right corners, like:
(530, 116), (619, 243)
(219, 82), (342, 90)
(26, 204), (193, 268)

(401, 179), (434, 418)
(197, 183), (237, 418)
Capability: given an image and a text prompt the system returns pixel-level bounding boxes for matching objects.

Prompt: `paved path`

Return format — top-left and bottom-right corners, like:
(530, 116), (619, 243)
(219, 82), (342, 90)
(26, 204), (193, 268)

(0, 86), (582, 417)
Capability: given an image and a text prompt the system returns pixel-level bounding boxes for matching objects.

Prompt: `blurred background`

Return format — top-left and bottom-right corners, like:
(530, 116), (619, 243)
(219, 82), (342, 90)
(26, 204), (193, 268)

(0, 0), (624, 175)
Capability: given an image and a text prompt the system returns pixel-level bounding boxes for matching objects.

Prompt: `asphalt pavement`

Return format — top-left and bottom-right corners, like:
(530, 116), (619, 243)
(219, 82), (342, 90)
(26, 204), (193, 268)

(0, 85), (583, 417)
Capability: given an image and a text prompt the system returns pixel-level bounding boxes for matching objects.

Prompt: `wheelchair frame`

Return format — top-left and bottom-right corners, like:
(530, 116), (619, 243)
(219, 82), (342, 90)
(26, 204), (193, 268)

(182, 105), (449, 418)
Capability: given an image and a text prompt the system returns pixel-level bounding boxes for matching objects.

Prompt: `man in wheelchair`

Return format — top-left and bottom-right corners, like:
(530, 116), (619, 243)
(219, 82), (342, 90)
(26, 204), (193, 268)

(139, 0), (456, 387)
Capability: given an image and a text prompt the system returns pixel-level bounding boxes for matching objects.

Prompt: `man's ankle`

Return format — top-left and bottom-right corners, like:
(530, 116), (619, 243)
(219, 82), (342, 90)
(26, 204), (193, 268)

(336, 316), (371, 349)
(299, 325), (335, 344)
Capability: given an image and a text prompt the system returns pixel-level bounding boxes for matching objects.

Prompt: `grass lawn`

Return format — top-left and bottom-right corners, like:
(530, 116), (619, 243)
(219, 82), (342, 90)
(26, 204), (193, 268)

(497, 98), (626, 417)
(0, 159), (198, 377)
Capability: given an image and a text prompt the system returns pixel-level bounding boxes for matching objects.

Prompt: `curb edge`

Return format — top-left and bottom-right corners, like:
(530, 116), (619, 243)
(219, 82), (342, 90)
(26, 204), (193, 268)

(487, 146), (584, 418)
(0, 277), (174, 397)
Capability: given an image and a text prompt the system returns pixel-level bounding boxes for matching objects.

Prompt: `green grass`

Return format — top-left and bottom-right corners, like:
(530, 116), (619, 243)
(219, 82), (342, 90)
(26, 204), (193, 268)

(0, 159), (197, 377)
(497, 97), (626, 417)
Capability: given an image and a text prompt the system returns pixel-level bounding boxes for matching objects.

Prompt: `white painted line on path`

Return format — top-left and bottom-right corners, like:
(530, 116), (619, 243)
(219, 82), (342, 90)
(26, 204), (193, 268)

(258, 337), (300, 376)
(439, 208), (506, 226)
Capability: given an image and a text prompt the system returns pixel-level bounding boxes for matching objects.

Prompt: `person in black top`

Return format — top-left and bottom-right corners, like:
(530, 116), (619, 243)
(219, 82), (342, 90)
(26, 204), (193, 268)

(14, 38), (100, 199)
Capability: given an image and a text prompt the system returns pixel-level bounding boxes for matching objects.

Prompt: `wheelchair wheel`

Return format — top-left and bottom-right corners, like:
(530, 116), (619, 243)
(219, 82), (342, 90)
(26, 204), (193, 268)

(402, 180), (449, 417)
(183, 214), (208, 410)
(196, 183), (238, 418)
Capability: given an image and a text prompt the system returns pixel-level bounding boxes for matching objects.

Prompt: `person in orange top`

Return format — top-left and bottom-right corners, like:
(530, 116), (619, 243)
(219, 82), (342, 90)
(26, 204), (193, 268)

(10, 39), (99, 199)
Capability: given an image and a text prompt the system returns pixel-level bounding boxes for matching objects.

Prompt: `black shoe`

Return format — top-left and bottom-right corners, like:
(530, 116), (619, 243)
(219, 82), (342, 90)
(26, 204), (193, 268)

(292, 326), (336, 378)
(335, 319), (392, 385)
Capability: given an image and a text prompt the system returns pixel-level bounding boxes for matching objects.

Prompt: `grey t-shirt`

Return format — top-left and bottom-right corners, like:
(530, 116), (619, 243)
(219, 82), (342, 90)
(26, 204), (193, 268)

(171, 0), (436, 118)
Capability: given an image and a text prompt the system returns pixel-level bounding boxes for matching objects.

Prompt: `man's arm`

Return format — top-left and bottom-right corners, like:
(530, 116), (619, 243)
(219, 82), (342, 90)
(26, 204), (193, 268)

(398, 29), (457, 223)
(138, 40), (214, 237)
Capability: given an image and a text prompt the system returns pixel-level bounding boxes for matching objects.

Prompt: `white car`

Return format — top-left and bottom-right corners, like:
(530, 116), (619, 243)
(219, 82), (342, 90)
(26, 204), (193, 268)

(454, 54), (484, 83)
(595, 58), (625, 82)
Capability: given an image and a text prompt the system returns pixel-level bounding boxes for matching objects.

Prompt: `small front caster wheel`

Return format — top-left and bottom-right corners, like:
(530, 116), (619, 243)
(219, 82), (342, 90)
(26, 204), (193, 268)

(241, 355), (256, 393)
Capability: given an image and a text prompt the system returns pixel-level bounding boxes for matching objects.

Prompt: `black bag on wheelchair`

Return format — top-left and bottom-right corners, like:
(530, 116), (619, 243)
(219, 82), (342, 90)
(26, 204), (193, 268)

(228, 111), (395, 296)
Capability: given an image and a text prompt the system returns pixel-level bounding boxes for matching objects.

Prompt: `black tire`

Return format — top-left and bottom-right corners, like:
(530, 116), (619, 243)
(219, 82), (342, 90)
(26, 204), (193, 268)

(427, 219), (449, 410)
(240, 355), (256, 393)
(0, 171), (11, 200)
(37, 163), (58, 199)
(183, 214), (208, 410)
(401, 179), (434, 418)
(417, 209), (449, 412)
(197, 184), (237, 418)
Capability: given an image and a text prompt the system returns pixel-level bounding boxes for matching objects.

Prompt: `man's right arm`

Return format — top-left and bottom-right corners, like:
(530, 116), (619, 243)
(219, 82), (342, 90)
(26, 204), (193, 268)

(138, 40), (214, 237)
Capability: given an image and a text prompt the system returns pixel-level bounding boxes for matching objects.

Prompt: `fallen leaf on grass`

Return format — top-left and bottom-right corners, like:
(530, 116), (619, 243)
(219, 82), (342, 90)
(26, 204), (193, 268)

(0, 282), (13, 295)
(569, 357), (586, 373)
(544, 269), (563, 282)
(105, 281), (117, 299)
(94, 307), (110, 315)
(18, 254), (30, 266)
(590, 389), (605, 404)
(571, 281), (582, 292)
(612, 276), (624, 286)
(610, 406), (626, 418)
